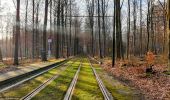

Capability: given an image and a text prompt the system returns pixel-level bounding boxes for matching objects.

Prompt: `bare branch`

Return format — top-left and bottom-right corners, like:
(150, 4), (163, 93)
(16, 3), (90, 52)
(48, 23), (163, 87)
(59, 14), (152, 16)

(12, 0), (17, 9)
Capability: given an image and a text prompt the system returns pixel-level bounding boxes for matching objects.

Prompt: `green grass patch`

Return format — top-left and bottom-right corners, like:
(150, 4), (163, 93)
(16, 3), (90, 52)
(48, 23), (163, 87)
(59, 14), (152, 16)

(163, 71), (170, 75)
(0, 62), (6, 68)
(93, 64), (142, 100)
(32, 60), (81, 100)
(0, 60), (75, 99)
(72, 59), (103, 100)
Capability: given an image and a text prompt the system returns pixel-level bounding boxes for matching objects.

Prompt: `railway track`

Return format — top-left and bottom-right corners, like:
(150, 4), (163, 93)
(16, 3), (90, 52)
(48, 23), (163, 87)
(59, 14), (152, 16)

(64, 57), (113, 100)
(1, 57), (113, 100)
(0, 58), (72, 93)
(88, 58), (113, 100)
(64, 59), (82, 100)
(88, 55), (102, 64)
(21, 59), (78, 100)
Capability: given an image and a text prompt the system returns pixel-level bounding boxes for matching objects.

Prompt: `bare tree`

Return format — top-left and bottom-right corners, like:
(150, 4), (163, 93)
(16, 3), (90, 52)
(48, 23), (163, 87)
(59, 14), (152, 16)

(139, 0), (142, 56)
(101, 0), (108, 57)
(147, 0), (151, 51)
(55, 0), (61, 59)
(42, 0), (49, 61)
(35, 1), (40, 58)
(112, 0), (116, 66)
(25, 0), (28, 59)
(97, 0), (103, 59)
(133, 0), (137, 55)
(86, 0), (95, 57)
(127, 0), (130, 59)
(32, 0), (35, 59)
(14, 0), (20, 65)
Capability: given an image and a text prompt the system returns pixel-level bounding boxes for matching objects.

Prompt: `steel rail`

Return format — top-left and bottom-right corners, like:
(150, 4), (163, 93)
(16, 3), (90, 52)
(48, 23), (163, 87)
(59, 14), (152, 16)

(64, 59), (82, 100)
(21, 58), (78, 100)
(0, 58), (72, 93)
(88, 58), (113, 100)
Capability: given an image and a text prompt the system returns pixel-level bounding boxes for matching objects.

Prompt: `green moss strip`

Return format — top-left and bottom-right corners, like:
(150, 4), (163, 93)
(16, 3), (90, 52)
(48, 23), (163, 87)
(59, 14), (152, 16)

(0, 60), (75, 99)
(72, 59), (103, 100)
(93, 64), (142, 100)
(32, 60), (81, 100)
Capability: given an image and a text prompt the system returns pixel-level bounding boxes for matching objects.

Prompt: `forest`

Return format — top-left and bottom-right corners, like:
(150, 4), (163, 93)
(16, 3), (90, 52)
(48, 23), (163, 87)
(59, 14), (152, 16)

(0, 0), (169, 100)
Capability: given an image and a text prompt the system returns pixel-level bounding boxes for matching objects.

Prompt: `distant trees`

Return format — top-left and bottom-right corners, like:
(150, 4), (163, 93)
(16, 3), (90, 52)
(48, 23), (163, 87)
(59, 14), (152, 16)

(112, 0), (124, 66)
(86, 0), (95, 57)
(0, 0), (167, 65)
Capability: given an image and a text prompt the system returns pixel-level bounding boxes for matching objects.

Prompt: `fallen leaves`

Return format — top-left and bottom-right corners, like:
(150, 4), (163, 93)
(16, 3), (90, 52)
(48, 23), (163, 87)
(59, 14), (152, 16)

(102, 58), (170, 100)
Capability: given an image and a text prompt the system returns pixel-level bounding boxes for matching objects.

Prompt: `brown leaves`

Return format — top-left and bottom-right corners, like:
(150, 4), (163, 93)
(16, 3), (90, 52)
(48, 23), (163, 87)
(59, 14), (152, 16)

(102, 59), (170, 100)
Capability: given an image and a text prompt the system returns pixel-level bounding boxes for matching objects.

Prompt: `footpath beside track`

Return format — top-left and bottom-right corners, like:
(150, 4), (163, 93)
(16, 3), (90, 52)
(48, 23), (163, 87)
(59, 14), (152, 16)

(0, 58), (71, 93)
(21, 59), (77, 100)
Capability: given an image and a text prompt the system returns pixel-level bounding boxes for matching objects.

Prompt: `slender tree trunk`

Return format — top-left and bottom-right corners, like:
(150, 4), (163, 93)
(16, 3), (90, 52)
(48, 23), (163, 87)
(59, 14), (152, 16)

(127, 0), (130, 59)
(61, 1), (64, 57)
(86, 0), (95, 57)
(133, 0), (137, 55)
(101, 0), (106, 57)
(25, 0), (28, 59)
(140, 0), (143, 56)
(116, 0), (122, 59)
(49, 0), (53, 57)
(168, 0), (170, 61)
(98, 0), (103, 59)
(112, 0), (116, 67)
(0, 48), (2, 62)
(32, 0), (35, 59)
(147, 0), (150, 52)
(64, 0), (69, 58)
(56, 0), (61, 59)
(14, 0), (20, 65)
(42, 0), (48, 61)
(150, 3), (154, 52)
(35, 3), (40, 58)
(74, 19), (77, 56)
(69, 0), (72, 57)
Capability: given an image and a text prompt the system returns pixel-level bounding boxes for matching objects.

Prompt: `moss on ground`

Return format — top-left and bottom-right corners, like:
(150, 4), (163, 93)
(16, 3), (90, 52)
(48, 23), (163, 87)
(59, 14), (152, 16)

(32, 60), (81, 100)
(0, 60), (74, 99)
(72, 59), (103, 100)
(93, 64), (142, 100)
(0, 63), (6, 68)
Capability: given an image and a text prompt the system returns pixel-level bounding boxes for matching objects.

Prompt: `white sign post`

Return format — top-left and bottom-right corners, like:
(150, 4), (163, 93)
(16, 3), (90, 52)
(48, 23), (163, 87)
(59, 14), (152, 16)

(48, 38), (52, 58)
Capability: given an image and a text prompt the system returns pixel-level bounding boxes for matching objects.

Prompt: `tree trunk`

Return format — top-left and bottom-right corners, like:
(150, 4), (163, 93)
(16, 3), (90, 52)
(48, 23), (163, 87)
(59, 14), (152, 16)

(42, 0), (48, 61)
(14, 0), (20, 65)
(35, 3), (40, 58)
(56, 0), (61, 59)
(127, 0), (130, 59)
(112, 0), (116, 67)
(32, 0), (35, 59)
(98, 0), (103, 59)
(69, 0), (72, 57)
(101, 0), (106, 57)
(133, 0), (137, 55)
(147, 0), (150, 52)
(25, 0), (28, 59)
(140, 0), (142, 56)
